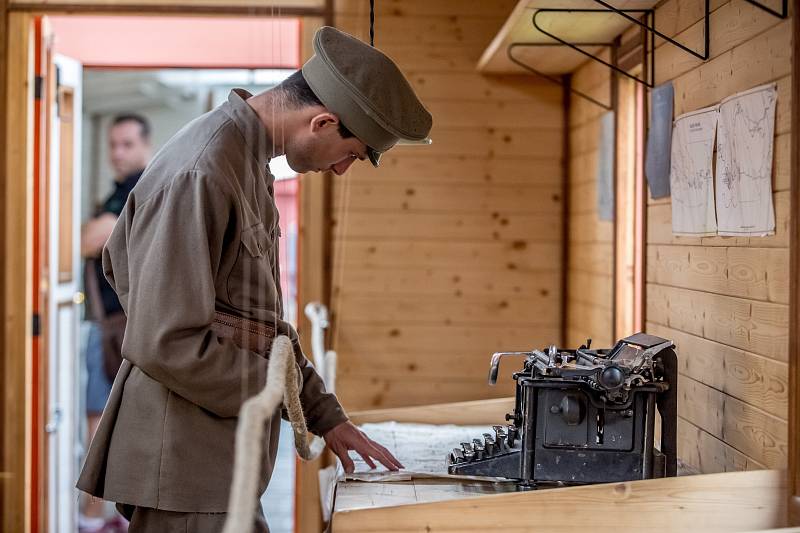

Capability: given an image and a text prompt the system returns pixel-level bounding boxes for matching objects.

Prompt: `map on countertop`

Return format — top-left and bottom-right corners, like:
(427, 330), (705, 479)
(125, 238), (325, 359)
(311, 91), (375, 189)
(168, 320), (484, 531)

(336, 422), (512, 483)
(669, 105), (718, 237)
(715, 83), (777, 236)
(321, 422), (516, 520)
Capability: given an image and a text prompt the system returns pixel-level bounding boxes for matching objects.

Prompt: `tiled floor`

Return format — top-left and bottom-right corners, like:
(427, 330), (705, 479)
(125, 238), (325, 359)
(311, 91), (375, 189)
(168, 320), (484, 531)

(261, 420), (296, 533)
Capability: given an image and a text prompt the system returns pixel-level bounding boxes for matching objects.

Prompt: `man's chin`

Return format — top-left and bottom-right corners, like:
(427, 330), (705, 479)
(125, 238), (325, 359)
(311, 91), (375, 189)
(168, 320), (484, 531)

(285, 158), (311, 174)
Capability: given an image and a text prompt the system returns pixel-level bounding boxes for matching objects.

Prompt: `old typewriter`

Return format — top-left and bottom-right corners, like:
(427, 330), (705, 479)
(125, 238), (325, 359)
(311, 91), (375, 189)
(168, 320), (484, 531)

(447, 333), (677, 487)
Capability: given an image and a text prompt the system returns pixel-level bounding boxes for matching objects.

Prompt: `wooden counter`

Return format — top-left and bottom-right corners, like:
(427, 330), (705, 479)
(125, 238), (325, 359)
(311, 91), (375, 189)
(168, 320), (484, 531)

(330, 398), (788, 533)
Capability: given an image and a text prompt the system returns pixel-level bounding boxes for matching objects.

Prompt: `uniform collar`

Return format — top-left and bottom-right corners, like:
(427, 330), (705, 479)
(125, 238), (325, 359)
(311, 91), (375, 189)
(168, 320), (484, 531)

(223, 88), (274, 168)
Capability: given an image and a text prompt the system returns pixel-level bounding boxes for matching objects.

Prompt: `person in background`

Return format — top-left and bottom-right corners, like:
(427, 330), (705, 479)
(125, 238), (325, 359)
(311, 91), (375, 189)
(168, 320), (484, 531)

(79, 113), (152, 533)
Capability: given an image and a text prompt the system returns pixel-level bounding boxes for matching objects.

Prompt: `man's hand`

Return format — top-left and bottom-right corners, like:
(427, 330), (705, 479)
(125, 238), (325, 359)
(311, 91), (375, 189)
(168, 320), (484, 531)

(81, 212), (118, 258)
(323, 421), (404, 474)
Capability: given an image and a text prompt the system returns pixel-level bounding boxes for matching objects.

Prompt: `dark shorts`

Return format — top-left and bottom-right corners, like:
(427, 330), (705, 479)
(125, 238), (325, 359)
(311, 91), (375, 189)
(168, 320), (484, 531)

(85, 322), (113, 414)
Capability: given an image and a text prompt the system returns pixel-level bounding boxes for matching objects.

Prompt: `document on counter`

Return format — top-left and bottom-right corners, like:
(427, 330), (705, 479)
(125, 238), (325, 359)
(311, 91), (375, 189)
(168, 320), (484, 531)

(336, 421), (511, 482)
(715, 83), (777, 236)
(669, 106), (718, 237)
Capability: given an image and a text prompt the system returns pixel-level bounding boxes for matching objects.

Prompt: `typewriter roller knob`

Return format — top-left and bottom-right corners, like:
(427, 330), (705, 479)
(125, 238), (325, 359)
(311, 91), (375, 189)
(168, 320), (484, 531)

(599, 365), (625, 389)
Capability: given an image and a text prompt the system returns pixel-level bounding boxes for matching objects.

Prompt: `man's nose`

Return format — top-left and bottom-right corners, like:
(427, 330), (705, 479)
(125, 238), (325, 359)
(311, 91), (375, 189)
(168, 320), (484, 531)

(331, 157), (355, 175)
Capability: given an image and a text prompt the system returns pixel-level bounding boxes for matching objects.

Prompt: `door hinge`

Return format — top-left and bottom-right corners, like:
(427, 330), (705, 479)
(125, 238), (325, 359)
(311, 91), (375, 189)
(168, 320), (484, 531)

(32, 313), (41, 337)
(34, 75), (44, 100)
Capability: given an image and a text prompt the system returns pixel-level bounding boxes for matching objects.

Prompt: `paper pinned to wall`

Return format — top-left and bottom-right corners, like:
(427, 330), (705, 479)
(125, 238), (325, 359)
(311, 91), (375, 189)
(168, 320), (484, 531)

(669, 106), (718, 236)
(715, 83), (777, 236)
(645, 82), (674, 199)
(597, 111), (615, 221)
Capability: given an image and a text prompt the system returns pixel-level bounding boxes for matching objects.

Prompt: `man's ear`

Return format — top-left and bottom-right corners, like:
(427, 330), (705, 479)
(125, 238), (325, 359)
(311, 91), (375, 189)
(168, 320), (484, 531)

(310, 112), (340, 133)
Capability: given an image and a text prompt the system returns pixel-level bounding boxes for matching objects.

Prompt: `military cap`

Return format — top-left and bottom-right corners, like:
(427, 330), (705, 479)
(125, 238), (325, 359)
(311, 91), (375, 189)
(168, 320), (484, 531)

(302, 26), (432, 167)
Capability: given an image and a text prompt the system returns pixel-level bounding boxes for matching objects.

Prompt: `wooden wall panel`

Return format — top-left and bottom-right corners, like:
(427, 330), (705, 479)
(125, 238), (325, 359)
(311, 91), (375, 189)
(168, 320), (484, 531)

(330, 0), (563, 410)
(347, 155), (562, 185)
(566, 49), (614, 348)
(2, 11), (32, 533)
(645, 0), (792, 474)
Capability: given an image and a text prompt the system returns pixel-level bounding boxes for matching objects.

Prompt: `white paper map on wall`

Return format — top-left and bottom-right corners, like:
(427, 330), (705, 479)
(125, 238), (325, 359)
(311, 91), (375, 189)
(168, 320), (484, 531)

(669, 106), (718, 236)
(715, 83), (777, 236)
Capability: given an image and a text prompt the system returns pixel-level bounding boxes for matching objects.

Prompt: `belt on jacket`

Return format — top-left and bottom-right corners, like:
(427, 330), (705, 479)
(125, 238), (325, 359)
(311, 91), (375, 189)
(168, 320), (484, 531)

(211, 310), (277, 355)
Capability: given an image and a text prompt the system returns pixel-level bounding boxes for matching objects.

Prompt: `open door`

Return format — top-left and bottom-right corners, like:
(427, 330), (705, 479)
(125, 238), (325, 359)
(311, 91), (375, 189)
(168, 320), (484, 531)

(33, 17), (83, 533)
(47, 52), (82, 533)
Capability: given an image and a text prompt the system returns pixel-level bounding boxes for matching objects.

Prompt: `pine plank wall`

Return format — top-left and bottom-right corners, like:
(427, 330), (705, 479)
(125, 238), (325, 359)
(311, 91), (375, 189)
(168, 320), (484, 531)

(328, 0), (791, 475)
(567, 0), (792, 474)
(330, 0), (566, 410)
(647, 0), (791, 474)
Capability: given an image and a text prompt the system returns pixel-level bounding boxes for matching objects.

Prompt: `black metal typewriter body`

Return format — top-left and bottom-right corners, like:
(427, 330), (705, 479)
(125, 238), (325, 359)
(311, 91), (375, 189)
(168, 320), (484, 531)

(447, 333), (678, 488)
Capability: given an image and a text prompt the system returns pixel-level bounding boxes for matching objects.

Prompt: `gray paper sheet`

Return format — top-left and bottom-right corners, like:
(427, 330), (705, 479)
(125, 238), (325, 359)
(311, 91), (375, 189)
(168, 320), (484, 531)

(597, 111), (615, 221)
(645, 82), (674, 199)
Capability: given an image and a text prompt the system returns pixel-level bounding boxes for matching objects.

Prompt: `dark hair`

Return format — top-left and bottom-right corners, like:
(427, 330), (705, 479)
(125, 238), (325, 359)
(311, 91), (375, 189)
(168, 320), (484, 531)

(276, 70), (355, 139)
(111, 113), (151, 140)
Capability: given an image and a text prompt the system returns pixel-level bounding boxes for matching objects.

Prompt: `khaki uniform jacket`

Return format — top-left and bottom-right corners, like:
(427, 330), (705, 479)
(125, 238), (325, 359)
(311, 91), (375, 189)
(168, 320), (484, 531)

(77, 89), (348, 512)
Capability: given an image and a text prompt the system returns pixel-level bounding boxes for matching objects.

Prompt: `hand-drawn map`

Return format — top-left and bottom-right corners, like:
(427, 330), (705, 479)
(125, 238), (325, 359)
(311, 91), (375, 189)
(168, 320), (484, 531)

(715, 83), (777, 236)
(669, 106), (718, 236)
(339, 422), (507, 481)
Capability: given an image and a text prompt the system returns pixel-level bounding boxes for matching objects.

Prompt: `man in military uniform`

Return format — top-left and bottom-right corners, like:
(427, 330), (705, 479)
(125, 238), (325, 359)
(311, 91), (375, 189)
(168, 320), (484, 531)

(77, 27), (432, 532)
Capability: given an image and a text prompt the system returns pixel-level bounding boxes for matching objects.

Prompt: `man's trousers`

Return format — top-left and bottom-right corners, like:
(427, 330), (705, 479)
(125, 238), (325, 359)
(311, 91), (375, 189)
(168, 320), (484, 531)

(116, 503), (270, 532)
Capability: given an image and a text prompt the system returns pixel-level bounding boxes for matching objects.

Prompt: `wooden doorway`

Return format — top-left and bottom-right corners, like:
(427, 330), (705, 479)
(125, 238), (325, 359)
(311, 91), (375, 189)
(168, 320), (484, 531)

(0, 4), (333, 533)
(614, 74), (646, 339)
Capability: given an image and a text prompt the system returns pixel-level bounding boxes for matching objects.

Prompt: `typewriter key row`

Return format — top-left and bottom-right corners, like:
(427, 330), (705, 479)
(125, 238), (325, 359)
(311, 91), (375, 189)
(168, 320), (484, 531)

(449, 425), (517, 464)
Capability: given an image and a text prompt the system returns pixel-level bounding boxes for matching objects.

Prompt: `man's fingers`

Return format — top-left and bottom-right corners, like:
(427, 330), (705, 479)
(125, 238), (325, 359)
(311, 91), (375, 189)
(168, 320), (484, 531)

(372, 442), (404, 469)
(357, 451), (377, 469)
(335, 447), (355, 474)
(328, 427), (404, 473)
(364, 440), (403, 470)
(362, 442), (401, 471)
(341, 455), (355, 474)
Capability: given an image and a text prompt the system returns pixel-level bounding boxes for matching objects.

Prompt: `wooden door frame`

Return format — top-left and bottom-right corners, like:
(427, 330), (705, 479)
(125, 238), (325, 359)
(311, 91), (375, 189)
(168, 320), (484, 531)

(2, 11), (35, 533)
(789, 1), (800, 525)
(0, 3), (333, 533)
(612, 30), (647, 341)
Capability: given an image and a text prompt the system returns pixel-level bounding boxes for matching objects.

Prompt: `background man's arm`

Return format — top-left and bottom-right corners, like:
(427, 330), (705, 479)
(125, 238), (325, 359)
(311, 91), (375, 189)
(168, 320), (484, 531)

(81, 212), (117, 257)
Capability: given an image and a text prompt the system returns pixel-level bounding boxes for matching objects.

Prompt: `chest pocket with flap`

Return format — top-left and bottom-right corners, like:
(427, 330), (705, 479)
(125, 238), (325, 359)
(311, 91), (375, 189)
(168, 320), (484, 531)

(227, 223), (279, 310)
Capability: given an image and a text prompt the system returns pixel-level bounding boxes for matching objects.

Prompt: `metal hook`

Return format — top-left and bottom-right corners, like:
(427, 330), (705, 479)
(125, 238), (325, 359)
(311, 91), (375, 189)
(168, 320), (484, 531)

(532, 8), (656, 88)
(744, 0), (788, 19)
(590, 0), (709, 60)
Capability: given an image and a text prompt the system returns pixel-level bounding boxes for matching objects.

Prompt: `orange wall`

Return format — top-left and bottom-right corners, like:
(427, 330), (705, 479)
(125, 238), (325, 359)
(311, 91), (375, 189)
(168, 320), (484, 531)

(49, 16), (299, 68)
